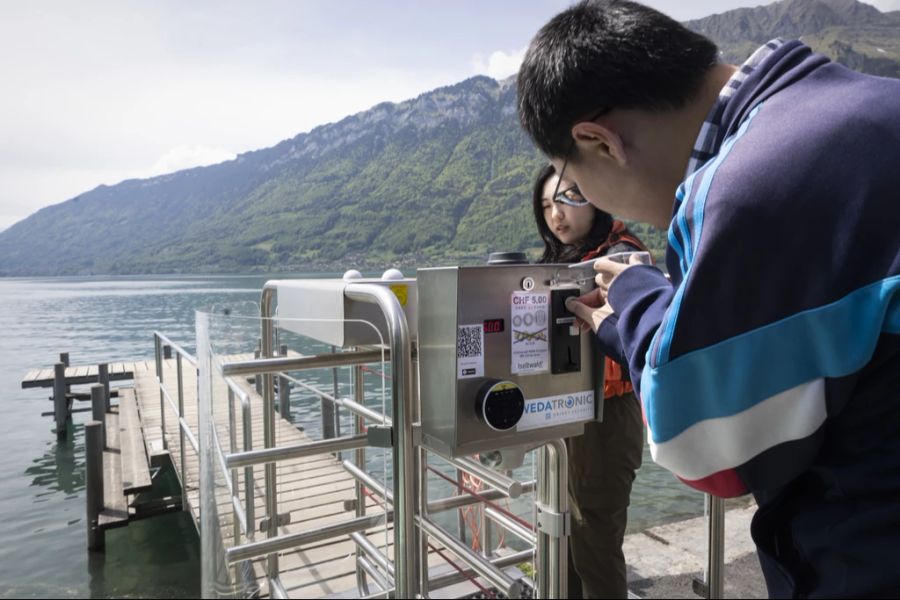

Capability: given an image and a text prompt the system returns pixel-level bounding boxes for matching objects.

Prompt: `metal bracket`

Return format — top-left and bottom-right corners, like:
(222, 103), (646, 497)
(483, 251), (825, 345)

(536, 504), (571, 538)
(367, 425), (393, 448)
(259, 512), (292, 532)
(411, 423), (423, 447)
(342, 499), (359, 512)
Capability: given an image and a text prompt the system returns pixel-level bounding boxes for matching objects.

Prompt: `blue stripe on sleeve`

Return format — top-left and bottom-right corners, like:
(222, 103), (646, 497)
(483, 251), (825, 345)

(654, 106), (763, 366)
(677, 199), (693, 265)
(641, 274), (900, 444)
(669, 184), (688, 276)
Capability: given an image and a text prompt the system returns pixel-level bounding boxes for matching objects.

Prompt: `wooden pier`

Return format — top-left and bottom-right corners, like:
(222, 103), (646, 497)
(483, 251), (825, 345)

(21, 352), (489, 598)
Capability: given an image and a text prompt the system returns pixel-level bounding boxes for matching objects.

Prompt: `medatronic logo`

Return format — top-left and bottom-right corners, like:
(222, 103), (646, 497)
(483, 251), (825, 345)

(523, 392), (593, 415)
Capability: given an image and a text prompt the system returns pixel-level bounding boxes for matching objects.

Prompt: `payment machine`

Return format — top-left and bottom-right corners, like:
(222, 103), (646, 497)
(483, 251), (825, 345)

(417, 265), (600, 459)
(270, 263), (600, 460)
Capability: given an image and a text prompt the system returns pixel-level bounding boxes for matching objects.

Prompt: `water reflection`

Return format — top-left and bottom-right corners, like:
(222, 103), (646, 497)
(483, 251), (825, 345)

(26, 424), (84, 496)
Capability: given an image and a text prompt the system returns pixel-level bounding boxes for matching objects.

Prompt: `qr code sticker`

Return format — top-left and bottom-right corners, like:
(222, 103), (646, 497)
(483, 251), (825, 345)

(457, 325), (483, 358)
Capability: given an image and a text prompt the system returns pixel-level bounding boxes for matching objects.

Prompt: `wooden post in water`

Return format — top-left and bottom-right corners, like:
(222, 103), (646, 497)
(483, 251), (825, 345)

(98, 364), (110, 412)
(278, 344), (290, 421)
(53, 362), (67, 440)
(91, 384), (106, 449)
(60, 352), (73, 430)
(85, 420), (105, 551)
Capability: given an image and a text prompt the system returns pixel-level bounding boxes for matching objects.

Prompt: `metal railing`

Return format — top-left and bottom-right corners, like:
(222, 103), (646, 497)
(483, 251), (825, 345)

(184, 283), (730, 600)
(153, 332), (199, 517)
(191, 285), (558, 599)
(153, 332), (257, 549)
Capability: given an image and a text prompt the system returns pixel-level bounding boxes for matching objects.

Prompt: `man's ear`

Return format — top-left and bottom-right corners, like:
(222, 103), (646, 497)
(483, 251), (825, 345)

(571, 120), (627, 167)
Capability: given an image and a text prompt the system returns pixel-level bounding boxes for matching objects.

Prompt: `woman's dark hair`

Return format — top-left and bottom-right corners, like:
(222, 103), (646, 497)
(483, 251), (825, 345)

(533, 164), (613, 263)
(518, 0), (719, 158)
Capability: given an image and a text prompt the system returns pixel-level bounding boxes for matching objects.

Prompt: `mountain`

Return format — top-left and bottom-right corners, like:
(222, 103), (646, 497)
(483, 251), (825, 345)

(0, 76), (558, 275)
(1, 0), (898, 276)
(686, 0), (900, 76)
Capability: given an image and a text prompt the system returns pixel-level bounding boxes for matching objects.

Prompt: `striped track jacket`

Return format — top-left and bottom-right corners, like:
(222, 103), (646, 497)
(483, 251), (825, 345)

(596, 40), (900, 597)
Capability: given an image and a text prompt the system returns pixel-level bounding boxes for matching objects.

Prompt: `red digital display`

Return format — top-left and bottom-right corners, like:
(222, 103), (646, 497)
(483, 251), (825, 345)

(483, 319), (505, 334)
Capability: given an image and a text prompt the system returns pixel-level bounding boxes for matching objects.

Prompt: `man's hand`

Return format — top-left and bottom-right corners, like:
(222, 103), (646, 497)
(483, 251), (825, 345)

(567, 253), (650, 333)
(593, 253), (648, 296)
(565, 291), (614, 334)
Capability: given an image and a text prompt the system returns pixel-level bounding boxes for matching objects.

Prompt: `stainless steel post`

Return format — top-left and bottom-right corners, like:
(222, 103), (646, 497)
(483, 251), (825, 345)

(242, 395), (255, 541)
(177, 353), (187, 511)
(352, 363), (370, 596)
(457, 468), (467, 545)
(323, 345), (336, 440)
(155, 335), (167, 450)
(228, 387), (239, 544)
(278, 344), (291, 422)
(708, 494), (725, 599)
(481, 503), (492, 557)
(260, 285), (279, 579)
(536, 440), (569, 599)
(344, 284), (416, 599)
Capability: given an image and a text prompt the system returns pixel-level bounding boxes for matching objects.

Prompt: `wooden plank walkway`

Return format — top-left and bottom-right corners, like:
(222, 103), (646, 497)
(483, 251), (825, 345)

(90, 386), (158, 531)
(131, 353), (460, 598)
(20, 361), (145, 389)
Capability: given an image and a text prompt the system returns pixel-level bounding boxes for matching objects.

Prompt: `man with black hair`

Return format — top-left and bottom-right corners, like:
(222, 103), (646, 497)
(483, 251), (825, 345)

(518, 1), (900, 597)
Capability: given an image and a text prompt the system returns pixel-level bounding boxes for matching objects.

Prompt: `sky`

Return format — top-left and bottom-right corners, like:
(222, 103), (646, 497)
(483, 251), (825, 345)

(2, 0), (899, 231)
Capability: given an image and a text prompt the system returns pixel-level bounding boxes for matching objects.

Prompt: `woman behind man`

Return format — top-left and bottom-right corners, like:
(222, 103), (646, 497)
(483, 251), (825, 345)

(532, 164), (645, 599)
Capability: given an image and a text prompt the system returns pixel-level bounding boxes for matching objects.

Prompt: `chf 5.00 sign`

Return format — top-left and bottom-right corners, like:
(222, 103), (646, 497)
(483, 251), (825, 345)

(510, 291), (549, 375)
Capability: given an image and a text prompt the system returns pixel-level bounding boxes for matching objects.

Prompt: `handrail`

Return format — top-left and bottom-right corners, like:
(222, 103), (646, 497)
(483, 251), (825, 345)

(211, 425), (248, 536)
(157, 380), (200, 453)
(350, 532), (395, 580)
(437, 453), (523, 499)
(224, 433), (369, 469)
(225, 377), (254, 542)
(485, 506), (536, 546)
(343, 459), (393, 504)
(418, 515), (525, 599)
(220, 349), (387, 377)
(344, 283), (417, 600)
(428, 480), (537, 513)
(358, 556), (391, 593)
(153, 331), (199, 367)
(225, 512), (393, 564)
(281, 373), (386, 424)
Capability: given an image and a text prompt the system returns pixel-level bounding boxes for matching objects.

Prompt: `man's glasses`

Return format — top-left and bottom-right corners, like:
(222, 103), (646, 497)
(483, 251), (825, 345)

(551, 107), (611, 207)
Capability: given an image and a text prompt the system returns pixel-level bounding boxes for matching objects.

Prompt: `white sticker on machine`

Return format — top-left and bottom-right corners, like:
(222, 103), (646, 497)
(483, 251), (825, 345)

(457, 324), (485, 379)
(510, 291), (550, 375)
(517, 390), (595, 431)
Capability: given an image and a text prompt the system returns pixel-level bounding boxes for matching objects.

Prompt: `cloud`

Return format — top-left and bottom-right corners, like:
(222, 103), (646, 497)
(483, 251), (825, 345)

(472, 47), (527, 79)
(147, 145), (237, 176)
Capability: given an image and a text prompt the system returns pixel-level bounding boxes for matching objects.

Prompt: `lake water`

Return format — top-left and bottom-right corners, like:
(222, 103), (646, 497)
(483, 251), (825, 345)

(0, 274), (707, 598)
